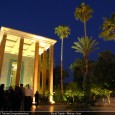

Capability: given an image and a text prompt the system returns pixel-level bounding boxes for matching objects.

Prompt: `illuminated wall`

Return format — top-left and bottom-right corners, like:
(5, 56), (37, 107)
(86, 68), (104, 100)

(0, 53), (34, 89)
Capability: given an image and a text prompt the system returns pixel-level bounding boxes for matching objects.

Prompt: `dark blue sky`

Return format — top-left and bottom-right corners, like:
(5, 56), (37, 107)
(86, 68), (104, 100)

(0, 0), (115, 82)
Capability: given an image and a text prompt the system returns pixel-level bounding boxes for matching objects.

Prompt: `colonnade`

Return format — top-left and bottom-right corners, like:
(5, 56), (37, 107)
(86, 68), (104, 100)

(0, 32), (55, 103)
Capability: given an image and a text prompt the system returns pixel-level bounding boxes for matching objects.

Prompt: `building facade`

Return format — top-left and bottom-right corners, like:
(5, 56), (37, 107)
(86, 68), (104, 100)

(0, 27), (57, 103)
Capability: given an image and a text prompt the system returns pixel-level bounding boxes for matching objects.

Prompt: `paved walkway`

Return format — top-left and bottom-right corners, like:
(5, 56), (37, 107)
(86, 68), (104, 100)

(31, 97), (115, 112)
(30, 104), (115, 115)
(30, 105), (67, 115)
(32, 105), (67, 112)
(1, 104), (115, 115)
(31, 104), (115, 111)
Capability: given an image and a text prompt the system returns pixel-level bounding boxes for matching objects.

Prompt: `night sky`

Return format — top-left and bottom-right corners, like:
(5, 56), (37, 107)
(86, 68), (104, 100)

(0, 0), (115, 82)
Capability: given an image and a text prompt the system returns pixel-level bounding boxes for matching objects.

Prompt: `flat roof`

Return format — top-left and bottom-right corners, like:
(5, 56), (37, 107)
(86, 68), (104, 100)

(0, 27), (57, 57)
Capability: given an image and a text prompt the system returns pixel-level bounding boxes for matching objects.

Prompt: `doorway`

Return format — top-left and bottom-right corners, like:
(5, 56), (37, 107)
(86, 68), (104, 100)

(7, 60), (24, 89)
(10, 61), (17, 86)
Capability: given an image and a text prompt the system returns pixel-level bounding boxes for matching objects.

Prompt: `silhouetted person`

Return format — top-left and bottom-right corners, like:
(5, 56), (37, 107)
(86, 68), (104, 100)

(3, 90), (8, 111)
(0, 84), (4, 110)
(34, 91), (39, 107)
(20, 84), (25, 110)
(13, 86), (22, 111)
(7, 86), (14, 111)
(24, 84), (33, 111)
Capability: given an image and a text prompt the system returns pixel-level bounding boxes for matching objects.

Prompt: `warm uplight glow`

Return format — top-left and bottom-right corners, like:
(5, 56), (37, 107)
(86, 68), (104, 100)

(50, 100), (55, 104)
(32, 97), (36, 104)
(49, 95), (55, 104)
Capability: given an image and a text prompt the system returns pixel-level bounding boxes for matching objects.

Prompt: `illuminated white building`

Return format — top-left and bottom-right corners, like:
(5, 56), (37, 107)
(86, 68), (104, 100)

(0, 27), (57, 103)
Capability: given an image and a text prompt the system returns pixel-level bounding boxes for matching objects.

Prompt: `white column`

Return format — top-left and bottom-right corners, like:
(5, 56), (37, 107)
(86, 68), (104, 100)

(33, 41), (39, 94)
(42, 50), (46, 96)
(0, 34), (7, 78)
(15, 38), (24, 86)
(49, 44), (54, 103)
(37, 54), (41, 92)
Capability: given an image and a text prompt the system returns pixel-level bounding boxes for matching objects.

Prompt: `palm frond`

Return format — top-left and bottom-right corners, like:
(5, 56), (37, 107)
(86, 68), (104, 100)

(55, 25), (71, 39)
(72, 36), (98, 57)
(99, 13), (115, 40)
(74, 2), (93, 23)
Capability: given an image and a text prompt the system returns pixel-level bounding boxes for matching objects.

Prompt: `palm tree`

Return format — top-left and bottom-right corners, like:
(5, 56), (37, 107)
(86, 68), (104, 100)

(74, 2), (93, 37)
(72, 36), (98, 81)
(55, 25), (70, 94)
(99, 13), (115, 40)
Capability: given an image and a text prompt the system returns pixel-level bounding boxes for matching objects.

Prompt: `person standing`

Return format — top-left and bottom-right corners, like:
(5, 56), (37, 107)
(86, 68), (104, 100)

(13, 86), (22, 111)
(20, 84), (25, 110)
(0, 84), (4, 110)
(7, 86), (14, 111)
(24, 84), (33, 111)
(34, 91), (39, 108)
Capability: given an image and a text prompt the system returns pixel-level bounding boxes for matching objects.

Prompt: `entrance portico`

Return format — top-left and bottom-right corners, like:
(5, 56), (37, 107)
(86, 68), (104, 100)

(0, 27), (57, 103)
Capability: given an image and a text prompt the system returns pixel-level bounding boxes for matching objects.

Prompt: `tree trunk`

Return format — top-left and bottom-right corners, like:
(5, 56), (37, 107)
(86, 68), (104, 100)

(85, 55), (89, 81)
(61, 38), (64, 94)
(84, 15), (87, 38)
(84, 54), (91, 107)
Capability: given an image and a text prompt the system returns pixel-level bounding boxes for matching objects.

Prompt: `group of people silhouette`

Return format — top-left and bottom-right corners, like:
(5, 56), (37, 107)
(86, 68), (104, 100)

(0, 84), (39, 111)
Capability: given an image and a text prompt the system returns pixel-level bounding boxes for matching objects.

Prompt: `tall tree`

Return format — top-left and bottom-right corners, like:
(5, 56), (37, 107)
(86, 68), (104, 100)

(70, 58), (85, 86)
(99, 13), (115, 40)
(93, 50), (115, 89)
(74, 2), (93, 37)
(72, 37), (98, 81)
(55, 25), (70, 94)
(72, 37), (98, 105)
(70, 58), (96, 86)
